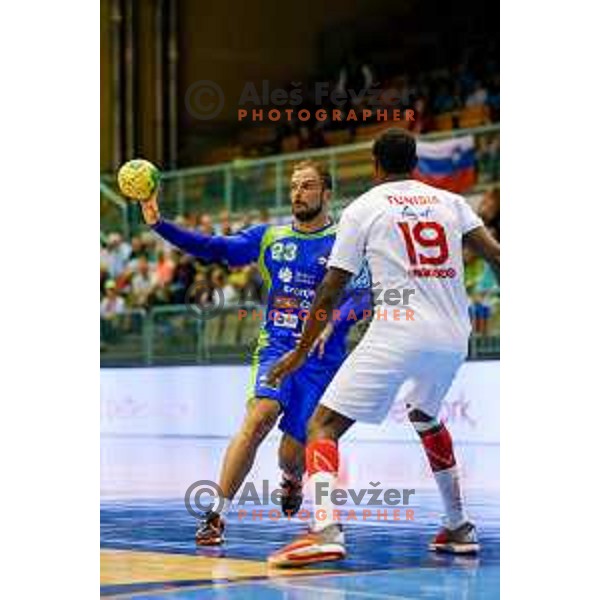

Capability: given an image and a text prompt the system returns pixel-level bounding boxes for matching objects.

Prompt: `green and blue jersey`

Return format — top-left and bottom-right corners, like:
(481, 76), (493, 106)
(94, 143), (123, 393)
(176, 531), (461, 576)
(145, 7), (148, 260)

(152, 219), (370, 357)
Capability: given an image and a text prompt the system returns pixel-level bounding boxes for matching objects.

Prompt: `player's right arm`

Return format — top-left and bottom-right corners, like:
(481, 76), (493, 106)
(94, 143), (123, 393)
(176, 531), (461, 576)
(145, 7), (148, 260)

(139, 191), (266, 266)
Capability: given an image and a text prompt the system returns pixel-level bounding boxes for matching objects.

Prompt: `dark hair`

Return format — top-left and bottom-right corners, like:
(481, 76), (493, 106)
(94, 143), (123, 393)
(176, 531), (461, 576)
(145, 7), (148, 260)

(292, 159), (333, 190)
(372, 129), (418, 175)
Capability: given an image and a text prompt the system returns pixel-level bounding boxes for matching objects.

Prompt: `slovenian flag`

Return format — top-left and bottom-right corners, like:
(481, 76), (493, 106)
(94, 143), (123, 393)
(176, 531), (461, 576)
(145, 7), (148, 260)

(412, 135), (476, 193)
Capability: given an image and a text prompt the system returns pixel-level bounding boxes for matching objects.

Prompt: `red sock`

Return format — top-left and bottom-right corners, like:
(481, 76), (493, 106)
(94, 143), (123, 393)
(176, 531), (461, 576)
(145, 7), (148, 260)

(419, 423), (456, 472)
(306, 439), (339, 477)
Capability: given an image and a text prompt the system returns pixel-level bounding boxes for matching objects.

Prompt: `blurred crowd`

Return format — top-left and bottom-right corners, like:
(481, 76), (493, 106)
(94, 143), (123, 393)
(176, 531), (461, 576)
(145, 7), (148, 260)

(101, 187), (500, 337)
(243, 51), (499, 158)
(464, 187), (500, 335)
(100, 210), (270, 327)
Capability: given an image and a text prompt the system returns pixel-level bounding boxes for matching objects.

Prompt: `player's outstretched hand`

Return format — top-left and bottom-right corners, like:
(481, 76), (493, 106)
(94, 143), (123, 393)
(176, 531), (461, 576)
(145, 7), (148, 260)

(266, 349), (307, 387)
(140, 189), (161, 226)
(310, 322), (334, 359)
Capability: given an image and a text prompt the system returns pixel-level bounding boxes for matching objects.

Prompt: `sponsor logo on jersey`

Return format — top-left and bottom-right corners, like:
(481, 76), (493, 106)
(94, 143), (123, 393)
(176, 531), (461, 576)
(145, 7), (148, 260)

(318, 255), (329, 266)
(272, 311), (299, 330)
(410, 267), (457, 278)
(294, 271), (317, 285)
(273, 296), (299, 310)
(283, 284), (315, 299)
(278, 266), (293, 283)
(400, 205), (434, 220)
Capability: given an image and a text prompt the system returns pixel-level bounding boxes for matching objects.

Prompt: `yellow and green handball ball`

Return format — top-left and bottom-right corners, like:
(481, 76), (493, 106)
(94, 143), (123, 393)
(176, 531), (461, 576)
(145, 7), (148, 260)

(117, 159), (161, 201)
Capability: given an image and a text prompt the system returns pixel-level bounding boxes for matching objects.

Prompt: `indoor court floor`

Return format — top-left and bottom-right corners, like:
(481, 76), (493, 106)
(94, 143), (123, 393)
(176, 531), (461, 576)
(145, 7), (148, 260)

(101, 437), (500, 599)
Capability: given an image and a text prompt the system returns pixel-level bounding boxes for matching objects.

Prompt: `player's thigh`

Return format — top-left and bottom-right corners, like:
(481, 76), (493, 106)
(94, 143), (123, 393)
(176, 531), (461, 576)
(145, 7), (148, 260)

(278, 364), (335, 445)
(401, 351), (465, 418)
(245, 348), (291, 431)
(319, 338), (409, 425)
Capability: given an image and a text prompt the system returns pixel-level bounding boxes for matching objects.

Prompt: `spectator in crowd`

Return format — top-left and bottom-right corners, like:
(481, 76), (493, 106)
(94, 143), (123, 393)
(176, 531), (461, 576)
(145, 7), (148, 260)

(199, 214), (214, 236)
(218, 210), (233, 236)
(478, 187), (500, 241)
(210, 267), (237, 306)
(174, 214), (188, 227)
(104, 232), (131, 279)
(129, 236), (145, 261)
(130, 255), (155, 308)
(101, 280), (126, 343)
(152, 249), (175, 304)
(100, 264), (109, 297)
(170, 252), (197, 304)
(408, 97), (434, 134)
(155, 249), (175, 286)
(469, 291), (492, 335)
(466, 81), (489, 108)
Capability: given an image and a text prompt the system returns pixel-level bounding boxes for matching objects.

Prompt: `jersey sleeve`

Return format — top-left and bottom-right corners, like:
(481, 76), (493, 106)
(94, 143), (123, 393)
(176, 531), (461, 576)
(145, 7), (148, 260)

(151, 221), (267, 266)
(327, 207), (367, 276)
(456, 196), (484, 235)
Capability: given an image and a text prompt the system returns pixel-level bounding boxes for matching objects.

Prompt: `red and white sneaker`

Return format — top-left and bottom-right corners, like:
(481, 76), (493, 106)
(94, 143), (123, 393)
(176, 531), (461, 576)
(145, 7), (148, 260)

(429, 521), (480, 554)
(268, 524), (346, 568)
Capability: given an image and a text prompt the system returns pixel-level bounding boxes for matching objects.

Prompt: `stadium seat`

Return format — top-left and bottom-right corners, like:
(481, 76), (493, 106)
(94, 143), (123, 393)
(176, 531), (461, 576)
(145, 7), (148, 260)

(458, 106), (490, 128)
(323, 130), (352, 147)
(434, 113), (455, 130)
(281, 136), (299, 153)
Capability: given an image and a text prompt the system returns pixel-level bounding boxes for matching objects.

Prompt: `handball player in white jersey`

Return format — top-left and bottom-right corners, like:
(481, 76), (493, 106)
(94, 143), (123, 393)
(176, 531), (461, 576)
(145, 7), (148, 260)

(266, 128), (500, 567)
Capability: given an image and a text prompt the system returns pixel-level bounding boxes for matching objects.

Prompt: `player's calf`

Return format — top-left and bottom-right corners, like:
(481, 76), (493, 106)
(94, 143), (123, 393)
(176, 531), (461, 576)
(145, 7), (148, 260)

(409, 408), (476, 550)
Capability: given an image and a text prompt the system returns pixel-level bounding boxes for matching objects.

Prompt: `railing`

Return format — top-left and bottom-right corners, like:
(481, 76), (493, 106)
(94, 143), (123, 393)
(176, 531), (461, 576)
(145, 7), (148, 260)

(100, 304), (500, 367)
(100, 123), (500, 235)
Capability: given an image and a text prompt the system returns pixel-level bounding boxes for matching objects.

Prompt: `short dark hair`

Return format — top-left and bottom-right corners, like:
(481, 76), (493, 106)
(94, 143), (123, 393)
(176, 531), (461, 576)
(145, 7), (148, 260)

(372, 129), (418, 175)
(292, 159), (333, 190)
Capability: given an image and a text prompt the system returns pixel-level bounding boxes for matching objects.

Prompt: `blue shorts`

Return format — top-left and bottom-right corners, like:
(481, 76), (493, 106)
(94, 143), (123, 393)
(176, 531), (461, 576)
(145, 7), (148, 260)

(247, 345), (344, 445)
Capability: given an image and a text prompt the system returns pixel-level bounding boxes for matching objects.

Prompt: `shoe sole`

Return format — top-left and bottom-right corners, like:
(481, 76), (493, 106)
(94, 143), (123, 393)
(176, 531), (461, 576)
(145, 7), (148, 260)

(196, 535), (224, 546)
(269, 544), (346, 568)
(428, 542), (480, 554)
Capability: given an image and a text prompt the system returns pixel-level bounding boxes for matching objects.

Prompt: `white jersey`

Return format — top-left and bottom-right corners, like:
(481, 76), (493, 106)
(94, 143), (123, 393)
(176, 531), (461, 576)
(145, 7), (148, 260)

(328, 179), (483, 351)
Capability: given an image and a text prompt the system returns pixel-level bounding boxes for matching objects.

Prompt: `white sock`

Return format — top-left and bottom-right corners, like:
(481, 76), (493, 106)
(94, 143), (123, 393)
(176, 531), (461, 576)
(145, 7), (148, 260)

(433, 466), (468, 529)
(307, 471), (337, 532)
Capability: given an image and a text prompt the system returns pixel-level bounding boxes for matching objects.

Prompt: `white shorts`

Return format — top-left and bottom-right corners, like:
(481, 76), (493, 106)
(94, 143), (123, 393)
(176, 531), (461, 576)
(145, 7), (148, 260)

(320, 323), (466, 423)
